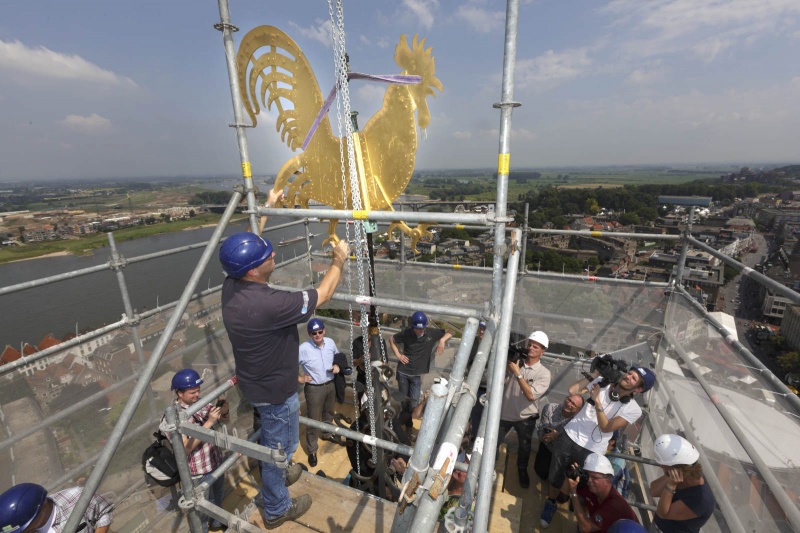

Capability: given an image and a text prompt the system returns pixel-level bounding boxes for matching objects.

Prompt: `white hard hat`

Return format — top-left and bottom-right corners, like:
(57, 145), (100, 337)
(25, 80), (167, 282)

(583, 453), (614, 476)
(653, 434), (700, 466)
(528, 330), (549, 349)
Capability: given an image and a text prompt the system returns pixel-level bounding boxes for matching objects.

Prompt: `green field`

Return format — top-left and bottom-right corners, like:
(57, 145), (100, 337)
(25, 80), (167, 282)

(408, 166), (725, 201)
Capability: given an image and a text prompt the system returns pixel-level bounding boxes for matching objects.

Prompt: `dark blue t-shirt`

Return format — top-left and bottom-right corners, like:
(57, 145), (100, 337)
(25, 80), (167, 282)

(221, 277), (318, 404)
(392, 327), (445, 376)
(654, 482), (716, 533)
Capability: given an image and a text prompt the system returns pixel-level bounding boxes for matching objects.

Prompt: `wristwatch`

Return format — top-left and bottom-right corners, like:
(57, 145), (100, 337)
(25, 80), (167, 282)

(516, 374), (523, 380)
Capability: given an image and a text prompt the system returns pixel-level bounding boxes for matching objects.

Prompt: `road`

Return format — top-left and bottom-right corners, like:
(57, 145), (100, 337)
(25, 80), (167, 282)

(715, 232), (783, 376)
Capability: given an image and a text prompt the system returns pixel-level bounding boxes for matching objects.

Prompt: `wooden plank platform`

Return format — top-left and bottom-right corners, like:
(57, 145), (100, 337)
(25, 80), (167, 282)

(203, 393), (582, 533)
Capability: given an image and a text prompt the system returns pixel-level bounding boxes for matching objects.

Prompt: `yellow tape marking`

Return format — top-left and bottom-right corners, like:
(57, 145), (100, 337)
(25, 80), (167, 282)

(242, 161), (252, 178)
(353, 210), (370, 220)
(498, 153), (510, 175)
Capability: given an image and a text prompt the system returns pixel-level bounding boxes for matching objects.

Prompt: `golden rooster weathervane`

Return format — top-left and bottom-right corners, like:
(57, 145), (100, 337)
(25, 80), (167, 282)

(236, 26), (442, 251)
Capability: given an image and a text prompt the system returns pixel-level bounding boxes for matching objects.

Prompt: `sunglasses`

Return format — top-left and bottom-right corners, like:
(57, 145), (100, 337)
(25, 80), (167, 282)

(311, 330), (325, 336)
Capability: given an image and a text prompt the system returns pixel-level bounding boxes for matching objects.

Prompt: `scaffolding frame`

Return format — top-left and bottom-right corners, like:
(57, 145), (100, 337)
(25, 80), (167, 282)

(1, 0), (799, 531)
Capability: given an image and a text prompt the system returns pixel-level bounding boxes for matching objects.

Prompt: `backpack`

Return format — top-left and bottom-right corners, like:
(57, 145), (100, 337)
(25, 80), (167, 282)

(142, 432), (180, 487)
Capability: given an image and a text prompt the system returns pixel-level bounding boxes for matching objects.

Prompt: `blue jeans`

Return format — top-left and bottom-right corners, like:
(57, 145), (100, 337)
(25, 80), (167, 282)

(196, 472), (225, 532)
(396, 372), (421, 405)
(253, 393), (300, 520)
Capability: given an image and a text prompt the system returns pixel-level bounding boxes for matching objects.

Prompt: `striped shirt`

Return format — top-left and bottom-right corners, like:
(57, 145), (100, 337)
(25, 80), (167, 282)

(177, 402), (223, 476)
(50, 487), (114, 533)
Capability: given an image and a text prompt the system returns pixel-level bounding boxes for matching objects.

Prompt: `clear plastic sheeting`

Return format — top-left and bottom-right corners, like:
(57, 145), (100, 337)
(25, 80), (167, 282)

(0, 296), (254, 533)
(2, 253), (800, 532)
(650, 290), (800, 533)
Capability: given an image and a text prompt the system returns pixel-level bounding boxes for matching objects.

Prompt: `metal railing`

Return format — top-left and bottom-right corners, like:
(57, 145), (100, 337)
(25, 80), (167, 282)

(1, 0), (799, 532)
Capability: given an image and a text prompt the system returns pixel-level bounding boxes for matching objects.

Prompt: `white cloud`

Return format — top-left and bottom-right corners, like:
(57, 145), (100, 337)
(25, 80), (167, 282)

(625, 61), (667, 84)
(691, 37), (735, 63)
(291, 19), (334, 48)
(402, 0), (438, 30)
(358, 35), (390, 49)
(517, 48), (592, 90)
(59, 113), (112, 132)
(600, 0), (800, 61)
(455, 3), (505, 34)
(453, 131), (472, 140)
(0, 39), (136, 86)
(515, 128), (537, 142)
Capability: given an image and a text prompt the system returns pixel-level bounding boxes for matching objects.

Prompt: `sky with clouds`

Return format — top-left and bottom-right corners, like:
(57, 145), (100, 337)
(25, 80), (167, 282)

(1, 0), (799, 181)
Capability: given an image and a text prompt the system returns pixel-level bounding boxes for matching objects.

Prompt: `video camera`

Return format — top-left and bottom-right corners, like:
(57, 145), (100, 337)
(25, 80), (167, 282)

(587, 354), (629, 388)
(507, 342), (527, 364)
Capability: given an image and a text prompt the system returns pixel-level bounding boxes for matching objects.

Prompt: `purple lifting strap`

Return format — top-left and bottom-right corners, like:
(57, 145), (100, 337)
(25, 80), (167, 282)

(300, 73), (422, 151)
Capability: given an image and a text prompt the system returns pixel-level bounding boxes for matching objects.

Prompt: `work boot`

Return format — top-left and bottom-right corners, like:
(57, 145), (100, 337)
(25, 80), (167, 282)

(285, 463), (302, 487)
(518, 468), (530, 489)
(262, 495), (312, 530)
(308, 453), (317, 467)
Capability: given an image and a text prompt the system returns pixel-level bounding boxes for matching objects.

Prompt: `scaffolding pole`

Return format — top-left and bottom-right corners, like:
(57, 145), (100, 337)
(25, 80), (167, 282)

(62, 193), (243, 533)
(474, 229), (523, 533)
(108, 233), (158, 420)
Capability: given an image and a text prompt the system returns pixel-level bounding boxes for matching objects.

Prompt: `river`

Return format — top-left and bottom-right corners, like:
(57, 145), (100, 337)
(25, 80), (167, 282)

(0, 216), (331, 349)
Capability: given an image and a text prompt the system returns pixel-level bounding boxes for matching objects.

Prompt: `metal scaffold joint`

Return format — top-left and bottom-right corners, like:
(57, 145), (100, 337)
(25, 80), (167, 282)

(213, 22), (239, 32)
(228, 122), (253, 128)
(108, 256), (128, 270)
(125, 313), (141, 327)
(233, 183), (258, 195)
(487, 215), (514, 224)
(177, 493), (197, 510)
(492, 100), (521, 109)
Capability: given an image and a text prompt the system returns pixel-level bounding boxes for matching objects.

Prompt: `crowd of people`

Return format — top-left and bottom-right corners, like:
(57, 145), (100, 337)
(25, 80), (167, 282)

(1, 192), (717, 532)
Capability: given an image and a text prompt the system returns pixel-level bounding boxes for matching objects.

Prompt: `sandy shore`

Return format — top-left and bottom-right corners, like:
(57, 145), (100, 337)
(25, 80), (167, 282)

(7, 250), (74, 263)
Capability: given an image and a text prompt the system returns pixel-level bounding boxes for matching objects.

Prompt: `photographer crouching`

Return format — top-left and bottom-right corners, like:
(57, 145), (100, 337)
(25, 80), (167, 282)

(562, 454), (639, 532)
(539, 355), (656, 529)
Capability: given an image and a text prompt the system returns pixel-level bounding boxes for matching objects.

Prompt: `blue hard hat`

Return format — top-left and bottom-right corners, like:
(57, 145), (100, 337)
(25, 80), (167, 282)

(633, 366), (656, 392)
(171, 368), (203, 391)
(0, 483), (49, 533)
(607, 519), (646, 533)
(219, 232), (273, 278)
(411, 311), (428, 329)
(307, 318), (325, 333)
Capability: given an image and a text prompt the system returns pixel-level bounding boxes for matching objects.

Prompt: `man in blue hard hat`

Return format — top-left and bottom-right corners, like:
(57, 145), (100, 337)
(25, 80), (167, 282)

(298, 318), (342, 468)
(219, 192), (349, 529)
(165, 368), (228, 533)
(389, 311), (452, 406)
(0, 482), (113, 533)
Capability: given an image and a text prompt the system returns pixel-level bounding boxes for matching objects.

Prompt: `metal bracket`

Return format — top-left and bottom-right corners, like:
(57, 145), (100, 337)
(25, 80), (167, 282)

(492, 101), (521, 109)
(213, 22), (239, 32)
(232, 184), (259, 196)
(125, 313), (141, 327)
(228, 122), (253, 128)
(177, 494), (195, 510)
(108, 256), (128, 270)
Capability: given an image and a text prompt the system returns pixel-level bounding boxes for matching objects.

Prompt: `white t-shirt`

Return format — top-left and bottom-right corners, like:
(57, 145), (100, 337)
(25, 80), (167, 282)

(564, 386), (642, 454)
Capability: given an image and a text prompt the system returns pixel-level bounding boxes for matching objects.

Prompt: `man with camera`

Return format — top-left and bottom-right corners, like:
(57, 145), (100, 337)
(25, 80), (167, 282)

(562, 453), (639, 532)
(165, 368), (228, 533)
(534, 394), (584, 483)
(498, 330), (552, 489)
(540, 355), (655, 528)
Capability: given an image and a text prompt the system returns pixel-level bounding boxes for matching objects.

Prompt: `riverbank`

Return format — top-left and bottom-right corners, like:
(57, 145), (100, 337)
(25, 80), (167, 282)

(0, 213), (245, 265)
